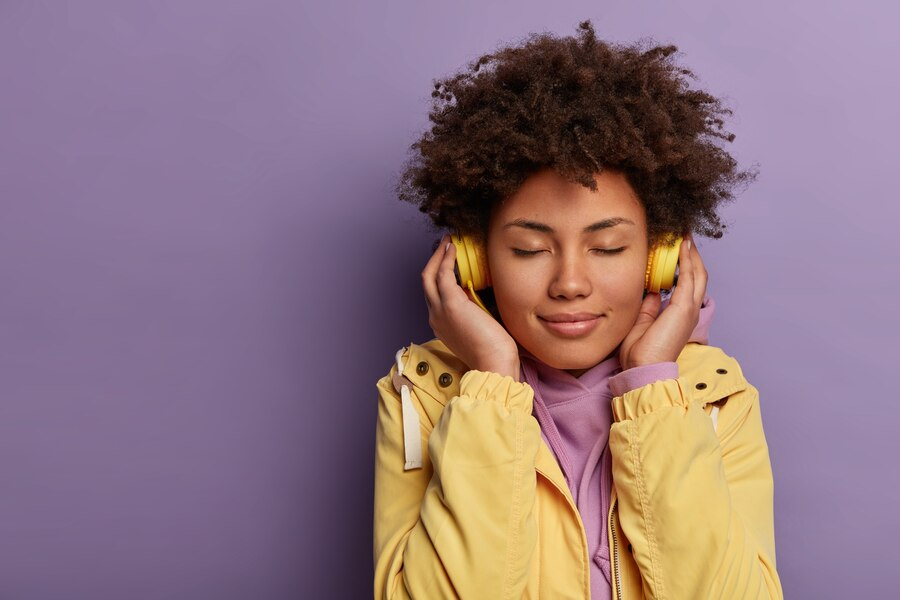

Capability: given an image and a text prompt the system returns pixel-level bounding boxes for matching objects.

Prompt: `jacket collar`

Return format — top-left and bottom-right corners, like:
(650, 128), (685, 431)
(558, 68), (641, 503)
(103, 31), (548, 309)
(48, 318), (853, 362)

(402, 338), (746, 407)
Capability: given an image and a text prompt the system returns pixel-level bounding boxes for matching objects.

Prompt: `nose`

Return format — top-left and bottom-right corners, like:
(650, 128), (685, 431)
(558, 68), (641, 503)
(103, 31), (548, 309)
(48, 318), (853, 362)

(547, 253), (592, 300)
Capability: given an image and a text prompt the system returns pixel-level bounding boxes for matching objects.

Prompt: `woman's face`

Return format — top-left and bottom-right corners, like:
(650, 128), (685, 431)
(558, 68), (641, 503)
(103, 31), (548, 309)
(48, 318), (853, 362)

(486, 168), (649, 376)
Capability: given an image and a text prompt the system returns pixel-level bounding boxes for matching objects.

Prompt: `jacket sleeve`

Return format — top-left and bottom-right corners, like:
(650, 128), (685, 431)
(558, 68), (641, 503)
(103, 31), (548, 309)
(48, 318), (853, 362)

(373, 368), (542, 600)
(608, 371), (784, 599)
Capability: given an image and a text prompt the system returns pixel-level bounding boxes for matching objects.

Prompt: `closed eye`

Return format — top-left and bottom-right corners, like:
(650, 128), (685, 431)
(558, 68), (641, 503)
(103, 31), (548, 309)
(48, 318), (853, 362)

(512, 247), (626, 256)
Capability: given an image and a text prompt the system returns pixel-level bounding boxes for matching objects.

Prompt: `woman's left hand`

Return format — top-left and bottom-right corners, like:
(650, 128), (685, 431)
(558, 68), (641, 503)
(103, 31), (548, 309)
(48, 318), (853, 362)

(618, 232), (708, 370)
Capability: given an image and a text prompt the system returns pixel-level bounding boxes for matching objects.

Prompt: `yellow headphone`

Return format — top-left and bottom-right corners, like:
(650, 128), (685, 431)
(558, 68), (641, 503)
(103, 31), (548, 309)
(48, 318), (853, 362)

(450, 232), (683, 315)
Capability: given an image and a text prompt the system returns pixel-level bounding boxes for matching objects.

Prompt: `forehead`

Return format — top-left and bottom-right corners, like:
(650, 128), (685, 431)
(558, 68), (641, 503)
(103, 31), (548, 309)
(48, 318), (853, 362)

(491, 168), (646, 227)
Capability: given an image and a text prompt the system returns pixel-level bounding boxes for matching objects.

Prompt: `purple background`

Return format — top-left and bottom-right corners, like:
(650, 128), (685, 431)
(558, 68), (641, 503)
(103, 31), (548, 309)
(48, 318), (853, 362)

(1, 0), (896, 598)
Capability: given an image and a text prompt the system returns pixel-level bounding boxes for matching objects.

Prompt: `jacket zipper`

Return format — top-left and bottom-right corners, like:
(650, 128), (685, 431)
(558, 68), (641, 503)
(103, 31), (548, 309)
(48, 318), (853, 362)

(611, 498), (623, 600)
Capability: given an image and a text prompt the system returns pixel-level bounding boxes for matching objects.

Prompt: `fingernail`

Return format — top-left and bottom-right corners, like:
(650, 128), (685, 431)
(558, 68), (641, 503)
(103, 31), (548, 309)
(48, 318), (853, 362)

(445, 242), (451, 251)
(686, 239), (692, 251)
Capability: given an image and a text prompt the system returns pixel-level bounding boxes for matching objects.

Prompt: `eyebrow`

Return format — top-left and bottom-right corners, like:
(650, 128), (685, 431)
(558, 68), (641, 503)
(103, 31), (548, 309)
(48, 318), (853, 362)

(502, 217), (635, 233)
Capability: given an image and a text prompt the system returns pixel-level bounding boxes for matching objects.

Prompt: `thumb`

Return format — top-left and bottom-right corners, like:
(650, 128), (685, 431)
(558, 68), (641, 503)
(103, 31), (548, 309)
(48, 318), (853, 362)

(633, 292), (662, 330)
(622, 292), (661, 347)
(619, 292), (664, 369)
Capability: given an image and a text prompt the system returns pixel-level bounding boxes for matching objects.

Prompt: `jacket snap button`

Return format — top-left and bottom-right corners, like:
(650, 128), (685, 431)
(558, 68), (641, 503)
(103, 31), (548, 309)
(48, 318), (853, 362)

(716, 368), (728, 374)
(695, 382), (707, 390)
(439, 373), (453, 387)
(416, 361), (429, 376)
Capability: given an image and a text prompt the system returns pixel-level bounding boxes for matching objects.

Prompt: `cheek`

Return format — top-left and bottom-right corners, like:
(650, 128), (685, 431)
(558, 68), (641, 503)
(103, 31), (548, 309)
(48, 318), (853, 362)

(605, 260), (649, 313)
(607, 265), (652, 337)
(490, 259), (540, 319)
(606, 265), (646, 303)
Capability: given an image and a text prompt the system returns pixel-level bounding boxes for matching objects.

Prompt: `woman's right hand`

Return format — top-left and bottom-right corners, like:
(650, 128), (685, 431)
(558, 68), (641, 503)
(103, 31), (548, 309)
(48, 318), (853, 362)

(422, 234), (521, 380)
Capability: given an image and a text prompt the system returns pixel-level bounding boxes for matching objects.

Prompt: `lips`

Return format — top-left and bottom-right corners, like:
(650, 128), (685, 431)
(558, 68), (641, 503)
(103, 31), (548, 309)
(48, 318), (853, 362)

(540, 312), (601, 323)
(538, 313), (603, 338)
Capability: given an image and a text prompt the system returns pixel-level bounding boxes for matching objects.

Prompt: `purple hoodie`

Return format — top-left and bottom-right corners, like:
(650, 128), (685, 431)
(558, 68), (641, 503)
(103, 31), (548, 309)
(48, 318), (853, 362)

(518, 295), (715, 599)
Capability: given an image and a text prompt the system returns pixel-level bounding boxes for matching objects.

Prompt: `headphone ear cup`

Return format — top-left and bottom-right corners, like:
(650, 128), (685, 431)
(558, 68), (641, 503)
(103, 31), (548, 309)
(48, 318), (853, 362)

(449, 232), (493, 315)
(645, 236), (683, 293)
(451, 233), (491, 291)
(472, 239), (491, 289)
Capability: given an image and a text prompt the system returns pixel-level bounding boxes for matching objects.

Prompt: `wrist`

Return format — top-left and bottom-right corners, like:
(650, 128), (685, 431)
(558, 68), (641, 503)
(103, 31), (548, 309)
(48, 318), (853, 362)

(622, 354), (677, 371)
(473, 351), (520, 380)
(610, 362), (679, 397)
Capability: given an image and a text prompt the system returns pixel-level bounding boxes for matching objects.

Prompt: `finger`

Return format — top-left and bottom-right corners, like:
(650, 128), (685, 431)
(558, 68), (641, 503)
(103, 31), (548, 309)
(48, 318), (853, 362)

(422, 234), (450, 309)
(634, 291), (662, 326)
(687, 233), (708, 307)
(435, 239), (465, 303)
(670, 234), (694, 305)
(621, 292), (661, 349)
(423, 234), (451, 273)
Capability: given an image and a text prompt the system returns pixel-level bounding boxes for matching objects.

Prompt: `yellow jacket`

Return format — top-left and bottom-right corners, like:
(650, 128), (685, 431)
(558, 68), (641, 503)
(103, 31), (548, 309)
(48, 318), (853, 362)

(373, 338), (783, 599)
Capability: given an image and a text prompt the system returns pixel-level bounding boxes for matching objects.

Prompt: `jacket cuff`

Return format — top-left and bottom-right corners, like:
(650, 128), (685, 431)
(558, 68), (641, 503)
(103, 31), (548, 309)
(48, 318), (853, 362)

(608, 362), (679, 397)
(610, 377), (687, 423)
(459, 370), (534, 413)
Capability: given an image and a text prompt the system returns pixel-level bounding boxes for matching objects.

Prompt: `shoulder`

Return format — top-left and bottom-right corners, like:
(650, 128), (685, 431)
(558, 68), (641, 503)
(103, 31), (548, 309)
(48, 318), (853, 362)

(674, 344), (775, 448)
(376, 338), (467, 427)
(412, 338), (469, 377)
(676, 342), (752, 406)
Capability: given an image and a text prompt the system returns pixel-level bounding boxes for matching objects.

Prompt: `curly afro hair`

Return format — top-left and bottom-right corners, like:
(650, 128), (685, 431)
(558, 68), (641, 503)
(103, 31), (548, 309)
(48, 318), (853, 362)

(395, 20), (757, 247)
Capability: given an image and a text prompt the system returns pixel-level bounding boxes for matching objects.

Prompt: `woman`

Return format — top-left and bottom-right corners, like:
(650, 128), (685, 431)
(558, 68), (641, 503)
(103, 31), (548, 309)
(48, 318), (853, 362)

(374, 20), (783, 599)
